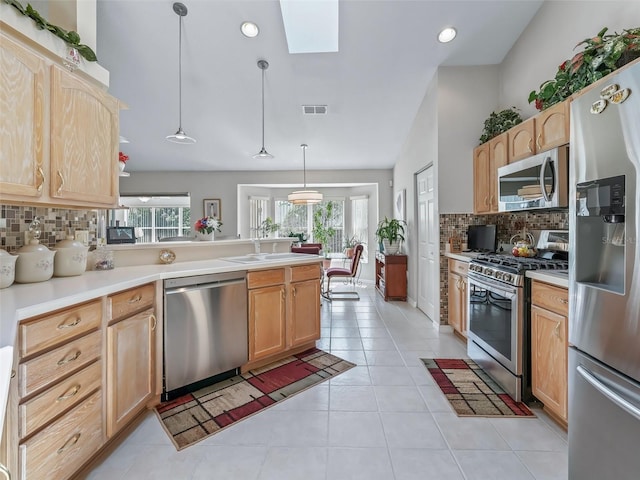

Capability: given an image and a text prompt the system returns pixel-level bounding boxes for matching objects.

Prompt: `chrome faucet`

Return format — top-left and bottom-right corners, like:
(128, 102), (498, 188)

(254, 239), (261, 254)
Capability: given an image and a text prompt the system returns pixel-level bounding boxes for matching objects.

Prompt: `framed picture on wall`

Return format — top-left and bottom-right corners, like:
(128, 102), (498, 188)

(203, 199), (222, 220)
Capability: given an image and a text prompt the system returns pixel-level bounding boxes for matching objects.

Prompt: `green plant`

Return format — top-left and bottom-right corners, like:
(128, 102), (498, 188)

(312, 201), (338, 254)
(258, 217), (279, 238)
(343, 235), (360, 250)
(3, 0), (97, 61)
(375, 217), (406, 245)
(479, 108), (523, 144)
(529, 26), (640, 111)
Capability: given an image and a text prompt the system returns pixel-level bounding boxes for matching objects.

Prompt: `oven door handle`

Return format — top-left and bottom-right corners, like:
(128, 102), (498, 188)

(468, 274), (517, 298)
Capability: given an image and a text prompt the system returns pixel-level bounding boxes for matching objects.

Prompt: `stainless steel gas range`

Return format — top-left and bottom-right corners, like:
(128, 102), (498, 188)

(466, 238), (568, 402)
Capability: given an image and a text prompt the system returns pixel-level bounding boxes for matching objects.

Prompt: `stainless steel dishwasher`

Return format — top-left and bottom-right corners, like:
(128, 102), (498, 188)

(163, 271), (248, 400)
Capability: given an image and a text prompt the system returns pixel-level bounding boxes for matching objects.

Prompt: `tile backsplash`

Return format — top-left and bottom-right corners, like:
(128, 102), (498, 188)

(438, 210), (568, 325)
(0, 204), (103, 252)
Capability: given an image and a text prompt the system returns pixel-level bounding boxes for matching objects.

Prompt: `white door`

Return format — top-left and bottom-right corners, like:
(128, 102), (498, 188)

(417, 166), (436, 320)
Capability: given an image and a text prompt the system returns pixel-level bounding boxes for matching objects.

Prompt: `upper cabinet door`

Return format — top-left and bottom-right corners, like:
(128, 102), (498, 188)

(473, 143), (491, 214)
(508, 117), (535, 162)
(535, 101), (569, 152)
(50, 66), (119, 206)
(0, 34), (46, 198)
(489, 132), (508, 213)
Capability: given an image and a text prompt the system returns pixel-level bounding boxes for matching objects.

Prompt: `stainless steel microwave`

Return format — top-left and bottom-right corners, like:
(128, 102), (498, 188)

(497, 146), (568, 212)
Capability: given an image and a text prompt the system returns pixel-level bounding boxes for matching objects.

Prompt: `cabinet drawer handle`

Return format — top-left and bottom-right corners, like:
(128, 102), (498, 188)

(57, 433), (81, 454)
(128, 294), (143, 304)
(57, 316), (81, 330)
(292, 286), (297, 297)
(56, 384), (81, 402)
(527, 138), (533, 153)
(56, 170), (65, 195)
(150, 314), (157, 331)
(554, 321), (562, 338)
(36, 167), (45, 193)
(57, 350), (81, 366)
(11, 370), (15, 379)
(559, 298), (568, 304)
(536, 133), (542, 150)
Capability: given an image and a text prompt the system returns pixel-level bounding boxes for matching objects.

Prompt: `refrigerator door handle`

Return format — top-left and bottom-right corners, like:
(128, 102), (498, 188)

(577, 365), (640, 421)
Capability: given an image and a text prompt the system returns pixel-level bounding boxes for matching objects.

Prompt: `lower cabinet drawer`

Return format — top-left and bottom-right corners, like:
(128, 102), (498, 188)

(19, 330), (101, 398)
(19, 360), (102, 439)
(291, 264), (321, 282)
(19, 390), (103, 480)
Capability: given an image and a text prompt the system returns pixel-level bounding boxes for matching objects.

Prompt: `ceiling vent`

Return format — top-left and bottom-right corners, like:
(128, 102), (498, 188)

(302, 105), (328, 115)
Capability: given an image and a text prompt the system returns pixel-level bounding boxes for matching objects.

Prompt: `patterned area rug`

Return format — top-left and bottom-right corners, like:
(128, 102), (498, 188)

(421, 358), (535, 417)
(156, 348), (355, 450)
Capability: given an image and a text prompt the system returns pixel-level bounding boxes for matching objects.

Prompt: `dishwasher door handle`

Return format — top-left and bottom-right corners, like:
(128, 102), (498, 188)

(165, 278), (246, 295)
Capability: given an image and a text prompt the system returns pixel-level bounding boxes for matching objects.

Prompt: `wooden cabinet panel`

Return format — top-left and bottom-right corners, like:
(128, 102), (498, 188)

(289, 279), (321, 348)
(473, 143), (491, 214)
(50, 66), (119, 206)
(248, 285), (286, 361)
(531, 305), (568, 423)
(508, 118), (535, 162)
(375, 253), (407, 301)
(18, 330), (101, 398)
(0, 33), (46, 199)
(106, 308), (155, 437)
(108, 283), (155, 321)
(18, 390), (103, 480)
(534, 101), (569, 152)
(488, 133), (508, 212)
(19, 360), (101, 439)
(247, 269), (285, 289)
(531, 281), (569, 317)
(19, 300), (102, 358)
(447, 259), (468, 338)
(290, 264), (321, 283)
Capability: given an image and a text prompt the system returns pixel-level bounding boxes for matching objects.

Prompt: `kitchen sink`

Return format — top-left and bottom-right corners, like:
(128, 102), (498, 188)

(221, 253), (318, 264)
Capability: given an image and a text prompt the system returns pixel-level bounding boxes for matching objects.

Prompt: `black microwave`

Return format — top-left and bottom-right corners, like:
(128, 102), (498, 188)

(106, 226), (136, 244)
(497, 146), (569, 212)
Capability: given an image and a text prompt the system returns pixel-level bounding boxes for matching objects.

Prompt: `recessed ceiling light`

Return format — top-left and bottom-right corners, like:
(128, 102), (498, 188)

(241, 21), (259, 38)
(438, 27), (457, 43)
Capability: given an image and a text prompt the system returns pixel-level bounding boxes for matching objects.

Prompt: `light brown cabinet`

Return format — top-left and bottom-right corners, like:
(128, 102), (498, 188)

(509, 101), (569, 162)
(447, 259), (468, 338)
(473, 143), (491, 214)
(246, 265), (321, 370)
(0, 31), (120, 209)
(531, 280), (569, 427)
(488, 132), (508, 212)
(375, 253), (407, 301)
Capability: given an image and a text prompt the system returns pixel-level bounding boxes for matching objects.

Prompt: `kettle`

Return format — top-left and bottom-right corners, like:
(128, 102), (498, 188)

(510, 232), (537, 258)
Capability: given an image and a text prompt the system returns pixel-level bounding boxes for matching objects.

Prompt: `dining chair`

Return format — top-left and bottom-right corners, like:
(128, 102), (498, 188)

(325, 244), (364, 300)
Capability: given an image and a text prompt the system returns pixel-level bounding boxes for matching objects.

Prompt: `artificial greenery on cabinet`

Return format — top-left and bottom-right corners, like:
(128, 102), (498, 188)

(478, 107), (523, 144)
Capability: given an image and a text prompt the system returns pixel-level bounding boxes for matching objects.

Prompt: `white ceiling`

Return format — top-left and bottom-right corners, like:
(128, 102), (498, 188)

(96, 0), (543, 172)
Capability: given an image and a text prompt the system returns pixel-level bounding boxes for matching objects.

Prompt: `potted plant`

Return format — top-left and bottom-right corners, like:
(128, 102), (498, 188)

(343, 235), (360, 258)
(478, 107), (523, 144)
(313, 201), (338, 268)
(375, 217), (406, 255)
(258, 217), (279, 238)
(529, 26), (640, 111)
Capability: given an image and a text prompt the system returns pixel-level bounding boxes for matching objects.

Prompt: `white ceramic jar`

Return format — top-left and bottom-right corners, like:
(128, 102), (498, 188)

(53, 236), (89, 277)
(0, 249), (18, 288)
(15, 240), (56, 283)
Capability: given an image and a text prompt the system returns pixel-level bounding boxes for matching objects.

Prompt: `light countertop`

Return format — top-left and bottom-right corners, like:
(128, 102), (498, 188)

(526, 270), (569, 288)
(444, 252), (480, 262)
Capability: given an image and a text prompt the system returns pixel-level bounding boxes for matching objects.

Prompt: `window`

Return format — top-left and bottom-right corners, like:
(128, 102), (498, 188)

(249, 196), (269, 237)
(351, 195), (369, 263)
(117, 196), (190, 242)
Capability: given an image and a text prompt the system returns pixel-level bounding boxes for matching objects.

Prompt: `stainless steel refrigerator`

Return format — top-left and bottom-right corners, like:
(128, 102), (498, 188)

(569, 60), (640, 479)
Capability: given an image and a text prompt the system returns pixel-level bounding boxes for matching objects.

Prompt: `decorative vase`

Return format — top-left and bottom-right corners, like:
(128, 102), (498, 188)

(383, 239), (400, 255)
(118, 161), (126, 172)
(195, 231), (214, 241)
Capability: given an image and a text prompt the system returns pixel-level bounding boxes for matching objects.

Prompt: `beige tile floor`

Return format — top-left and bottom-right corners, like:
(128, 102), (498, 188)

(87, 284), (568, 480)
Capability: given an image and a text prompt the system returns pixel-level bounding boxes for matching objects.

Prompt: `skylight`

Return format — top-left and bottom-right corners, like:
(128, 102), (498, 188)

(279, 0), (339, 54)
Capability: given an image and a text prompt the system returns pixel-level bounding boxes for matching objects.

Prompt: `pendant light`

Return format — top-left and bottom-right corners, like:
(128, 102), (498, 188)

(166, 2), (196, 144)
(288, 144), (323, 204)
(253, 60), (273, 159)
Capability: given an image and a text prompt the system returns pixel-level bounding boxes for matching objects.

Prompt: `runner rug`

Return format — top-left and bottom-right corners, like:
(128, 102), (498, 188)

(156, 348), (356, 450)
(421, 358), (535, 417)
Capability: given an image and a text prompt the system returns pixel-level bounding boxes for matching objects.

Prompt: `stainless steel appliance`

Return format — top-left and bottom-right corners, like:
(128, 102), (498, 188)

(163, 271), (248, 401)
(467, 240), (568, 402)
(569, 62), (640, 479)
(497, 146), (569, 212)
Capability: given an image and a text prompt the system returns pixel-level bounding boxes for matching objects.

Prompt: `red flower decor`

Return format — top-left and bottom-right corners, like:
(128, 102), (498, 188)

(119, 152), (129, 163)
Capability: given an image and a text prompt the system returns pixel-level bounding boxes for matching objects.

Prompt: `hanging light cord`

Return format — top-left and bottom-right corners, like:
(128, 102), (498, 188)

(302, 144), (307, 187)
(261, 66), (266, 149)
(178, 14), (183, 131)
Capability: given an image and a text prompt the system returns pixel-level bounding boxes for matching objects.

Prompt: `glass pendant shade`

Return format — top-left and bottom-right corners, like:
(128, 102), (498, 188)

(167, 3), (195, 144)
(253, 60), (273, 159)
(288, 144), (322, 205)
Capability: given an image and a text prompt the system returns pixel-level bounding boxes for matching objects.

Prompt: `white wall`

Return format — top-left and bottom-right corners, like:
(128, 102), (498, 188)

(500, 1), (640, 117)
